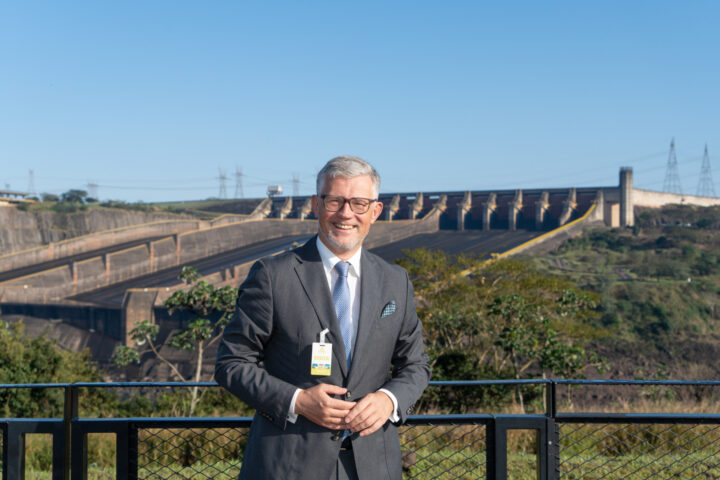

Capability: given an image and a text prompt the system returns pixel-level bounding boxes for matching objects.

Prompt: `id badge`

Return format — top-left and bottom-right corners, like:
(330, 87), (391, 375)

(310, 342), (332, 376)
(311, 328), (332, 376)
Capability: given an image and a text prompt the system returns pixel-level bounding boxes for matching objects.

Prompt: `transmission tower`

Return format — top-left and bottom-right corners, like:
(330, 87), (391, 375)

(218, 168), (228, 199)
(87, 181), (98, 200)
(234, 166), (244, 198)
(292, 173), (300, 197)
(696, 144), (716, 197)
(663, 139), (683, 194)
(27, 169), (36, 197)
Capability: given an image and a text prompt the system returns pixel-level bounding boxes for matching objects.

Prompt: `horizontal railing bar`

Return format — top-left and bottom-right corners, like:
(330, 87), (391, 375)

(406, 413), (494, 425)
(0, 383), (73, 389)
(69, 380), (552, 388)
(4, 379), (720, 390)
(77, 414), (532, 425)
(0, 418), (64, 424)
(428, 379), (551, 386)
(76, 417), (254, 426)
(72, 381), (218, 388)
(557, 412), (720, 423)
(552, 379), (720, 386)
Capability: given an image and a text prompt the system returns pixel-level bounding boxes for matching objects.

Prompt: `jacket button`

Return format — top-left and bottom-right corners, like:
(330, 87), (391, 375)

(345, 391), (352, 400)
(331, 432), (342, 441)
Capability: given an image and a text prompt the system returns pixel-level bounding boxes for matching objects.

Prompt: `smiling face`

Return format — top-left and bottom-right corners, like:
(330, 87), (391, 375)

(312, 175), (383, 260)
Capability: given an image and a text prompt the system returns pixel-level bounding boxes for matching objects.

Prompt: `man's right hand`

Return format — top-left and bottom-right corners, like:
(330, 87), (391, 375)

(294, 384), (356, 430)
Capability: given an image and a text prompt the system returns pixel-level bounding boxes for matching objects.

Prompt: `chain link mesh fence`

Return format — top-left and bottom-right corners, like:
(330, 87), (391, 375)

(400, 423), (487, 479)
(133, 423), (488, 479)
(138, 427), (246, 479)
(559, 422), (720, 479)
(131, 420), (720, 479)
(6, 381), (720, 479)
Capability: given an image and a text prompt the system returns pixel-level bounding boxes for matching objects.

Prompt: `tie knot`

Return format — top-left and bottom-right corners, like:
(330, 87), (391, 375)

(335, 261), (350, 278)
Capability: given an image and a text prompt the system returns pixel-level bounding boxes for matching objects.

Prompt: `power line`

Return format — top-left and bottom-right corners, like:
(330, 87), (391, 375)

(697, 144), (716, 197)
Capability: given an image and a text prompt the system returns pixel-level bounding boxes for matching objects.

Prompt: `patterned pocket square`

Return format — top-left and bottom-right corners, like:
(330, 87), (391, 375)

(381, 301), (397, 318)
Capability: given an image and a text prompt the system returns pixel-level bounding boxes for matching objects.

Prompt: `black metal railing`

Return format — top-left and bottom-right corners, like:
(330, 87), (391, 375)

(3, 379), (720, 479)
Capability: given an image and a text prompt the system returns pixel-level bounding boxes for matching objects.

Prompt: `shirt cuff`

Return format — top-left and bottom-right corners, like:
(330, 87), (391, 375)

(287, 388), (301, 423)
(378, 388), (400, 423)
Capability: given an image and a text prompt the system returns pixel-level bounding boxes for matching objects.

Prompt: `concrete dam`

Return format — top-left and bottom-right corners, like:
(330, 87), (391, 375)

(1, 167), (718, 361)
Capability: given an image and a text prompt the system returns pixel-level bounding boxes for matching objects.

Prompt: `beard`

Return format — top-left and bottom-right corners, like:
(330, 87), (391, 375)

(322, 229), (364, 254)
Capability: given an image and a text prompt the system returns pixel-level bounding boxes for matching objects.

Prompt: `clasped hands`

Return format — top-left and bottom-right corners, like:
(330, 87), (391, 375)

(294, 383), (393, 437)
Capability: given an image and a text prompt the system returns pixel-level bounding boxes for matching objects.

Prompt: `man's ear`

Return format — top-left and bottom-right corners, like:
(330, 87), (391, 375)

(311, 195), (319, 217)
(370, 201), (383, 223)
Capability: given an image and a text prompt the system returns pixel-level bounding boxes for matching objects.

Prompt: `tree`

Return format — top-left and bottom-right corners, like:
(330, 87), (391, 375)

(488, 290), (605, 410)
(398, 250), (606, 413)
(60, 189), (89, 203)
(0, 319), (105, 417)
(113, 266), (238, 416)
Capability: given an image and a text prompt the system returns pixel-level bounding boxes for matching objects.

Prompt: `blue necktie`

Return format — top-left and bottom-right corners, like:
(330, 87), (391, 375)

(333, 261), (353, 369)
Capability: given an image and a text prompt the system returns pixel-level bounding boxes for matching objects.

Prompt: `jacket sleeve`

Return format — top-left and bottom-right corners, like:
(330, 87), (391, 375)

(381, 269), (431, 423)
(214, 260), (297, 429)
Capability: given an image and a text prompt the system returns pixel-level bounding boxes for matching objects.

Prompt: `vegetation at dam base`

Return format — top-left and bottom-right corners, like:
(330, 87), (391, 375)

(528, 204), (720, 381)
(112, 265), (238, 417)
(398, 249), (606, 413)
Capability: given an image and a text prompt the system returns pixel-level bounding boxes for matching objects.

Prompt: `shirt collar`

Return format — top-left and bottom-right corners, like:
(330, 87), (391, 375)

(316, 236), (362, 277)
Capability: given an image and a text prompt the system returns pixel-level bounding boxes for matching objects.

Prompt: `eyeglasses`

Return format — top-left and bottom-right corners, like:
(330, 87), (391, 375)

(320, 195), (377, 214)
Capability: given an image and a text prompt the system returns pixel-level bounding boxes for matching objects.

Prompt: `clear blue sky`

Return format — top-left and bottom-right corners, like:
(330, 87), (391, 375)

(2, 1), (719, 202)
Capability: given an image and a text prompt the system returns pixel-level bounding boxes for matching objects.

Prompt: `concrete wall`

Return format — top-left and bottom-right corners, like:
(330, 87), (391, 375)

(0, 219), (319, 300)
(495, 202), (605, 258)
(0, 208), (197, 255)
(0, 303), (123, 341)
(632, 188), (720, 208)
(0, 211), (252, 274)
(0, 219), (198, 273)
(364, 211), (441, 249)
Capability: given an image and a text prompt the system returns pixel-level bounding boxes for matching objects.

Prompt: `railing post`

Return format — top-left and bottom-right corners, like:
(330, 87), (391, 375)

(70, 422), (87, 480)
(545, 417), (560, 480)
(128, 423), (139, 480)
(115, 421), (131, 480)
(4, 423), (26, 480)
(486, 418), (507, 480)
(1, 422), (6, 480)
(64, 385), (78, 480)
(545, 381), (560, 480)
(546, 380), (557, 417)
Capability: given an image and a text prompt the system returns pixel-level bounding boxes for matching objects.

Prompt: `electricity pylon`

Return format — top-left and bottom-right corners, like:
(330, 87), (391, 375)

(697, 144), (716, 197)
(663, 139), (683, 194)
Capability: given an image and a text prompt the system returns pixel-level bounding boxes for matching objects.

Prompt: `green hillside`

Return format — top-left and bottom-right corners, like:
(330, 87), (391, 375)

(523, 204), (720, 379)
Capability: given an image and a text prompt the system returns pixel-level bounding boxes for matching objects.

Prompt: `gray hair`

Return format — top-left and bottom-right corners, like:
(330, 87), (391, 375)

(316, 156), (381, 198)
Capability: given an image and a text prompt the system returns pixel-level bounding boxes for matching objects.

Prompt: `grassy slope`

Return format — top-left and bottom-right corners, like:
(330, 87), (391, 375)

(520, 204), (720, 379)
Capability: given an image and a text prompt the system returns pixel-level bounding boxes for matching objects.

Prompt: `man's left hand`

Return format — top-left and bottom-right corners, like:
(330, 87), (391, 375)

(344, 391), (394, 437)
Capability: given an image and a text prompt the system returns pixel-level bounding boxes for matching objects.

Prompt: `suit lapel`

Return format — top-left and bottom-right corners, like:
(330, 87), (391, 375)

(293, 238), (349, 377)
(349, 250), (383, 381)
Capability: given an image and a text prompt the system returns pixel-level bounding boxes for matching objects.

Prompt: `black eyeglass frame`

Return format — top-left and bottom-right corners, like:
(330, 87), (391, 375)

(319, 194), (379, 214)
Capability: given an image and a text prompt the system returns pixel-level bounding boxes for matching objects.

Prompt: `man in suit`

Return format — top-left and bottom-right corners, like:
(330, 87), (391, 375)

(215, 156), (430, 480)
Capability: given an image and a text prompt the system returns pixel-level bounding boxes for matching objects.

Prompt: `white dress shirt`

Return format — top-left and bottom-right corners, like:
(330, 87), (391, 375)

(287, 237), (400, 423)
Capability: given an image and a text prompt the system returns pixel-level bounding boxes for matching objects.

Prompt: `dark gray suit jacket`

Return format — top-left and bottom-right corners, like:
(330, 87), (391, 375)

(215, 237), (430, 480)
